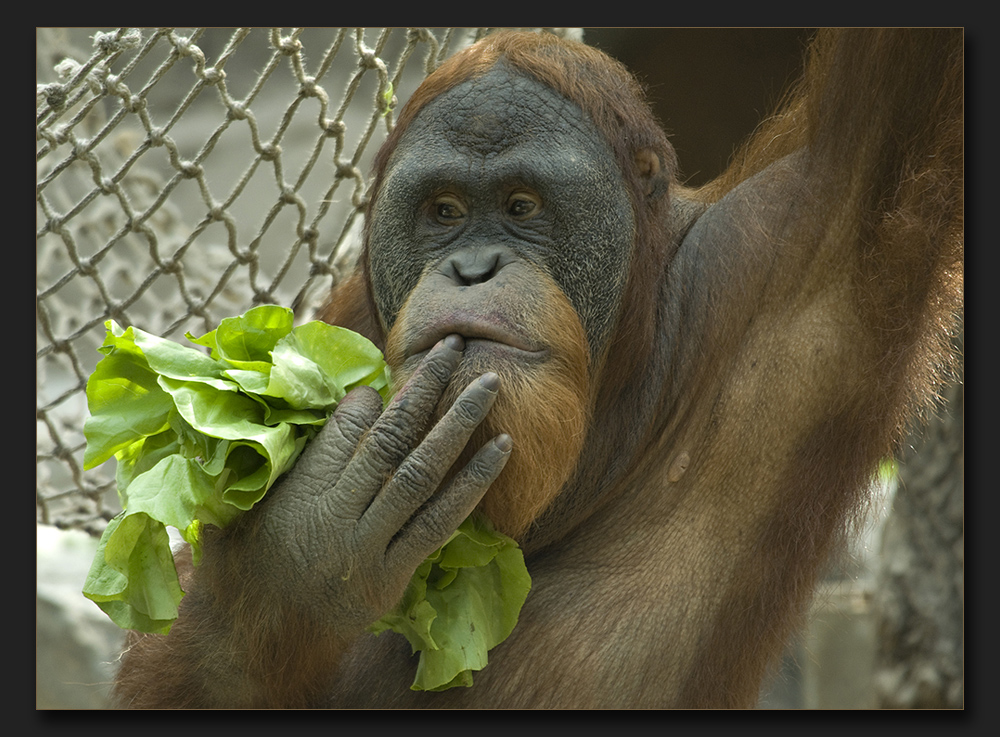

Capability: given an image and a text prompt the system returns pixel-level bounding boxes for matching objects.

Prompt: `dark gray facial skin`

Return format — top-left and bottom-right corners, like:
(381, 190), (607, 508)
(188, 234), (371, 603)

(367, 63), (636, 360)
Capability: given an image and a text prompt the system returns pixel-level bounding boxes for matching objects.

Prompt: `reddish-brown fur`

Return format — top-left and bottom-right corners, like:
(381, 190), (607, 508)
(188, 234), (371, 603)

(114, 29), (963, 709)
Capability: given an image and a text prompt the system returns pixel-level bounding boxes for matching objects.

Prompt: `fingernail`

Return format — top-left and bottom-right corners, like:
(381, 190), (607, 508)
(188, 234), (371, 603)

(495, 434), (513, 452)
(443, 334), (464, 351)
(479, 372), (500, 391)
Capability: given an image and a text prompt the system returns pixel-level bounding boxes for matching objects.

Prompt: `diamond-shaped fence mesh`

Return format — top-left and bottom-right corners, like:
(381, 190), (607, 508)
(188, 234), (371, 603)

(36, 27), (580, 536)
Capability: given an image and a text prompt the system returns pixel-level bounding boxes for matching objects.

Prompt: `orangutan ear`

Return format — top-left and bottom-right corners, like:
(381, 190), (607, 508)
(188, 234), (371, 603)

(635, 148), (668, 198)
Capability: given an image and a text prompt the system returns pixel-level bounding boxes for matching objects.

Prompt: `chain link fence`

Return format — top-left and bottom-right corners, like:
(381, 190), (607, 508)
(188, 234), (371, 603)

(36, 27), (580, 537)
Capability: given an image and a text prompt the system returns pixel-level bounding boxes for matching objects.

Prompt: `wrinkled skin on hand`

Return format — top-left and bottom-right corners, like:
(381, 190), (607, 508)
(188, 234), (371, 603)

(215, 334), (512, 636)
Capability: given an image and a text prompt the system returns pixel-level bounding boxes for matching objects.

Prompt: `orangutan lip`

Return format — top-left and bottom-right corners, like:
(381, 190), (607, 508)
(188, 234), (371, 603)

(409, 317), (545, 358)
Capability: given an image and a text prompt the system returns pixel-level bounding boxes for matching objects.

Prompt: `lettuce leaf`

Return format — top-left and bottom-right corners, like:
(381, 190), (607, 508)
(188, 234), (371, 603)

(81, 305), (529, 690)
(370, 515), (531, 690)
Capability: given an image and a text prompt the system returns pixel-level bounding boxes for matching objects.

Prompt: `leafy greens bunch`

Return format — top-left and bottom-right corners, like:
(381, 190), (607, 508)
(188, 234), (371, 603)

(80, 305), (530, 691)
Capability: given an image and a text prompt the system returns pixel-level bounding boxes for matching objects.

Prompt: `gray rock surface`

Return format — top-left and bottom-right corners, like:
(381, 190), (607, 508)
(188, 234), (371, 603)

(37, 524), (124, 709)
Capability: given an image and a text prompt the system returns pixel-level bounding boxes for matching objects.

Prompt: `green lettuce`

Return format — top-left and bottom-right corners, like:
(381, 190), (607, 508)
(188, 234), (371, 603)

(81, 304), (530, 691)
(371, 515), (530, 691)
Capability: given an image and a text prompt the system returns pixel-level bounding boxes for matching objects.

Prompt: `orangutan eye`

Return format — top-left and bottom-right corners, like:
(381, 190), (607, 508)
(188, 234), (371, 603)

(507, 191), (541, 219)
(433, 194), (466, 223)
